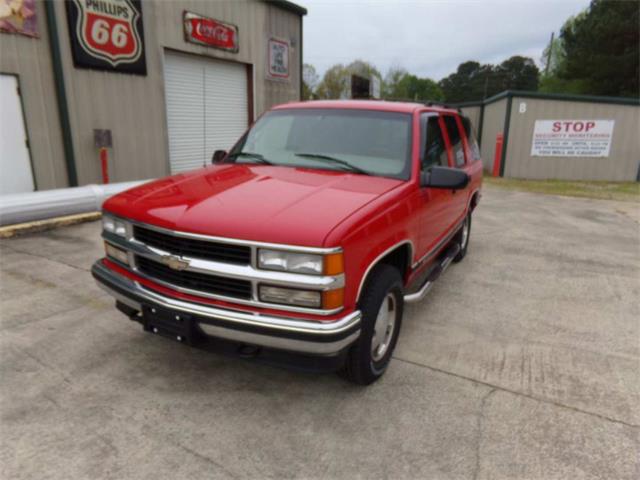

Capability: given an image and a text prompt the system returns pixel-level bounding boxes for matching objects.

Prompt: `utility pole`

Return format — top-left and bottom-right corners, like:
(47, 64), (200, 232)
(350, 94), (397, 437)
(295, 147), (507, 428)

(545, 32), (555, 76)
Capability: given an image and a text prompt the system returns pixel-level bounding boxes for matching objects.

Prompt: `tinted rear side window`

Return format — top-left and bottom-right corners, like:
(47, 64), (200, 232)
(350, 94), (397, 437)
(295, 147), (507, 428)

(422, 116), (448, 169)
(461, 116), (481, 162)
(443, 116), (465, 167)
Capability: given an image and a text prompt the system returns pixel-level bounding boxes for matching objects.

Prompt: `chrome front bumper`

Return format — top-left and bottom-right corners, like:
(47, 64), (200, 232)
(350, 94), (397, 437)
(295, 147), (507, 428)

(92, 261), (361, 356)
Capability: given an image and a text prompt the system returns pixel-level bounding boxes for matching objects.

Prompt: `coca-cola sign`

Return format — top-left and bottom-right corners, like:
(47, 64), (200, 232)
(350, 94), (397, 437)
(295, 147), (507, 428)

(65, 0), (146, 75)
(183, 11), (238, 53)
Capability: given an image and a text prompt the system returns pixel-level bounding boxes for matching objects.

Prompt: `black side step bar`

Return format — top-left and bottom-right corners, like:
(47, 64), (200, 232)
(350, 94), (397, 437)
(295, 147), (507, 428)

(403, 242), (460, 303)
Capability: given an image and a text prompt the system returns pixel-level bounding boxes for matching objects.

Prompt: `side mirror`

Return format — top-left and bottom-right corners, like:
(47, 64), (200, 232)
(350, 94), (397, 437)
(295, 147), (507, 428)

(212, 150), (227, 164)
(421, 166), (470, 190)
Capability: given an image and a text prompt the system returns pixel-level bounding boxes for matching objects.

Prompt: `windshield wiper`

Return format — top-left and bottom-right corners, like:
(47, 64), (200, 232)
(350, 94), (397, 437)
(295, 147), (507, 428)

(294, 153), (369, 175)
(226, 151), (273, 165)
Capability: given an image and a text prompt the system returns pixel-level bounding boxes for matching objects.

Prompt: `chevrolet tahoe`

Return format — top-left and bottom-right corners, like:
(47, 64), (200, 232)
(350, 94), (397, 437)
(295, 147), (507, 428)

(92, 100), (482, 385)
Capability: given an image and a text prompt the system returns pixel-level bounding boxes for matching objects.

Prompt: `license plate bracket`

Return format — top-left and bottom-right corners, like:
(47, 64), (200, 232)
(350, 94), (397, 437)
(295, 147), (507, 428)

(142, 305), (195, 345)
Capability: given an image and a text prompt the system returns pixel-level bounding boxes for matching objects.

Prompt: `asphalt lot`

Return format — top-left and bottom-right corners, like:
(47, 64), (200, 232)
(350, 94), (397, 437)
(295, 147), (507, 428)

(1, 185), (638, 479)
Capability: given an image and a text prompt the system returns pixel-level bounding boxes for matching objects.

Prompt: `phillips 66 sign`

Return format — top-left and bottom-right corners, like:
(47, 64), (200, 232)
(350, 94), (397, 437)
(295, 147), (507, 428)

(65, 0), (147, 75)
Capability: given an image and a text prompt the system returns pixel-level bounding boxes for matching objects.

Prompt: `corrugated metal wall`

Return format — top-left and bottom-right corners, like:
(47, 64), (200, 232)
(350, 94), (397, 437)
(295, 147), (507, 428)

(0, 1), (68, 190)
(478, 98), (508, 172)
(1, 0), (302, 189)
(504, 97), (640, 181)
(459, 105), (481, 138)
(51, 0), (169, 186)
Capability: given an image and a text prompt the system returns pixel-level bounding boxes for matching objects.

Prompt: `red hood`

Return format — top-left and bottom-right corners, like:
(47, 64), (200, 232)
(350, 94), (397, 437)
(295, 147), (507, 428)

(103, 164), (403, 246)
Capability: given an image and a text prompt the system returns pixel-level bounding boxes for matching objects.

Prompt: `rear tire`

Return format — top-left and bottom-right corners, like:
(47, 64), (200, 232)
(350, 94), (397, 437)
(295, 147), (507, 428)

(340, 264), (404, 385)
(453, 212), (471, 263)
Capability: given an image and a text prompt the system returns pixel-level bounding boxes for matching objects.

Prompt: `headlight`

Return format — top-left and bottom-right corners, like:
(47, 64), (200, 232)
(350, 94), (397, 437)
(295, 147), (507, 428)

(102, 214), (127, 237)
(257, 249), (343, 275)
(259, 285), (321, 308)
(104, 242), (129, 265)
(258, 249), (323, 275)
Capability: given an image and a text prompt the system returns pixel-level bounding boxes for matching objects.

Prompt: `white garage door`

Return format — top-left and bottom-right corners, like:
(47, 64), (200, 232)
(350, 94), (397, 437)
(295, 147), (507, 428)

(164, 51), (248, 174)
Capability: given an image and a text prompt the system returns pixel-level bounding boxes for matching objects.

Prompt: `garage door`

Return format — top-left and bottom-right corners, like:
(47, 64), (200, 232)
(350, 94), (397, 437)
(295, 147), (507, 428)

(164, 51), (248, 174)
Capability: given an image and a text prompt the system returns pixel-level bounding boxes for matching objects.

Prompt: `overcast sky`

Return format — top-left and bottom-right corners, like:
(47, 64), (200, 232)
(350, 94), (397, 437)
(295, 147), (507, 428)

(299, 0), (591, 81)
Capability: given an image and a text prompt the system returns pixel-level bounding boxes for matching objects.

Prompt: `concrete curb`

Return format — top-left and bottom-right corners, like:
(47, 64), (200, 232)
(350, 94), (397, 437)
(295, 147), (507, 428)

(0, 212), (101, 239)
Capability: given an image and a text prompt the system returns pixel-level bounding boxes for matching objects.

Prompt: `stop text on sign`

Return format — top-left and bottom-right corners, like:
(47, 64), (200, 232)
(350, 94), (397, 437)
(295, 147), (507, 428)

(531, 119), (615, 158)
(552, 121), (597, 132)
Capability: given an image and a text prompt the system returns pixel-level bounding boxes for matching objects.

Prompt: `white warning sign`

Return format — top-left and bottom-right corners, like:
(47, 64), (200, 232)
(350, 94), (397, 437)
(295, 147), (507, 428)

(531, 120), (615, 157)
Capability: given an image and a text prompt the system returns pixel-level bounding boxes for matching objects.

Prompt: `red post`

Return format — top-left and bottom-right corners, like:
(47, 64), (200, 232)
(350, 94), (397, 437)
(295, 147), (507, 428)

(100, 147), (110, 184)
(492, 133), (503, 177)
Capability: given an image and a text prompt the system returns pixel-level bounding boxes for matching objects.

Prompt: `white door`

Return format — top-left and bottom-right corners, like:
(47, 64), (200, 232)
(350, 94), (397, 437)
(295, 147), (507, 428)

(0, 75), (35, 194)
(164, 51), (248, 174)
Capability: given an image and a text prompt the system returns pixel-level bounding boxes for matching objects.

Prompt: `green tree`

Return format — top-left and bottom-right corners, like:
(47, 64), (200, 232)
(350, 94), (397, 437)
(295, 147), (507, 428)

(439, 61), (494, 102)
(439, 56), (539, 102)
(315, 60), (382, 99)
(346, 59), (382, 81)
(384, 70), (444, 102)
(559, 0), (639, 97)
(316, 64), (349, 99)
(382, 66), (408, 97)
(495, 56), (539, 91)
(540, 34), (566, 76)
(538, 15), (587, 94)
(302, 63), (319, 100)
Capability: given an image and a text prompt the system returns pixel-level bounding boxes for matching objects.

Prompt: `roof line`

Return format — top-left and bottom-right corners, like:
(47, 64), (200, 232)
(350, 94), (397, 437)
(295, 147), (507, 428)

(454, 90), (640, 108)
(264, 0), (307, 16)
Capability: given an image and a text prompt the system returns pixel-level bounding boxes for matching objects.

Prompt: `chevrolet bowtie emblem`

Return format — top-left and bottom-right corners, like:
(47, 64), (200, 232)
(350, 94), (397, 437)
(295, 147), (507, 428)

(161, 255), (190, 271)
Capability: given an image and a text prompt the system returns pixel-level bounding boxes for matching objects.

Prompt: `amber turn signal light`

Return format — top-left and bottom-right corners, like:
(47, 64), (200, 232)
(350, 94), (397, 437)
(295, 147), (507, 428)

(323, 252), (344, 275)
(322, 288), (344, 310)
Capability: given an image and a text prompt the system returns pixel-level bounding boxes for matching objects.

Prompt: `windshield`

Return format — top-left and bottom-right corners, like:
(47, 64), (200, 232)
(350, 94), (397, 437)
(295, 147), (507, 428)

(227, 109), (413, 180)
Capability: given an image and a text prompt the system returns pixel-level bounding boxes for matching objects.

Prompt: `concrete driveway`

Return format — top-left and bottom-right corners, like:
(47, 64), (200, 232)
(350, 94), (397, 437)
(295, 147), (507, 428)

(1, 185), (638, 479)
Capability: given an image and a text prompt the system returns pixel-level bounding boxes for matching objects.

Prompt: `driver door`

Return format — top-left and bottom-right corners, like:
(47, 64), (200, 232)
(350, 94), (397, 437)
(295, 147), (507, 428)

(416, 113), (454, 259)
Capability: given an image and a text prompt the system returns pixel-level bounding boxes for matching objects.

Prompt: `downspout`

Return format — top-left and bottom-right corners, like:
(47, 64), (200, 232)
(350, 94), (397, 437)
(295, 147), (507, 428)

(299, 16), (303, 100)
(477, 102), (485, 147)
(499, 94), (513, 178)
(44, 1), (78, 187)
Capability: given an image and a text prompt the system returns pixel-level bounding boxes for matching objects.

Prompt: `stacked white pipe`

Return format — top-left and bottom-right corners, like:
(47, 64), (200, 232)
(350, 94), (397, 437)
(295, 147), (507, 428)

(0, 181), (147, 226)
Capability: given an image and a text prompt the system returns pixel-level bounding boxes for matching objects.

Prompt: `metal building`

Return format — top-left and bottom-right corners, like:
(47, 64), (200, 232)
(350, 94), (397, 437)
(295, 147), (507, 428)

(0, 0), (306, 194)
(459, 91), (640, 182)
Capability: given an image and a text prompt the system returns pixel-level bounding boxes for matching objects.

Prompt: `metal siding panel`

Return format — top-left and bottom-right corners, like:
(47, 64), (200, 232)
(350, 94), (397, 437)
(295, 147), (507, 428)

(479, 99), (507, 171)
(54, 0), (170, 185)
(505, 98), (640, 181)
(2, 0), (301, 187)
(153, 0), (300, 117)
(263, 4), (301, 110)
(460, 106), (481, 136)
(0, 0), (68, 189)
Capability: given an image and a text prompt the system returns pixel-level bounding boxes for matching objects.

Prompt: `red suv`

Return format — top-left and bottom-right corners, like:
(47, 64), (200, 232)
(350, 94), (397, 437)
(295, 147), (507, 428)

(93, 100), (482, 384)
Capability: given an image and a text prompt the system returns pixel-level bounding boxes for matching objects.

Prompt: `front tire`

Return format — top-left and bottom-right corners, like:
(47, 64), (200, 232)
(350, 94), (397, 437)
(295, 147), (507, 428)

(340, 264), (404, 385)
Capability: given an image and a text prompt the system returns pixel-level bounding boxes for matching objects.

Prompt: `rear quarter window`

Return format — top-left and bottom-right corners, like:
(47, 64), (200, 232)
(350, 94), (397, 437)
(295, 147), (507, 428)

(461, 116), (481, 162)
(443, 116), (465, 167)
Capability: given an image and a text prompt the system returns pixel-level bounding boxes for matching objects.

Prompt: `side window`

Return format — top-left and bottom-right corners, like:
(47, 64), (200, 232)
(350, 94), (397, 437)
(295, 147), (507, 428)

(443, 115), (465, 167)
(421, 116), (448, 170)
(461, 116), (481, 162)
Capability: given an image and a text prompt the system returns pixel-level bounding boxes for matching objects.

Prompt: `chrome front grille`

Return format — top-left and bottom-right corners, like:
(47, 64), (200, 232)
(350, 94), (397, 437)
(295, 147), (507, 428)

(133, 225), (251, 265)
(136, 256), (252, 300)
(102, 218), (345, 315)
